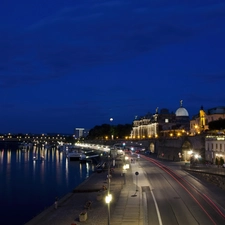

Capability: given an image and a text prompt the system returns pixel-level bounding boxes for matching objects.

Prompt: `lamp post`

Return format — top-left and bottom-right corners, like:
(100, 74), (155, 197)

(123, 165), (126, 184)
(105, 194), (112, 225)
(110, 117), (114, 140)
(106, 145), (112, 225)
(135, 171), (139, 192)
(123, 162), (129, 184)
(107, 150), (111, 193)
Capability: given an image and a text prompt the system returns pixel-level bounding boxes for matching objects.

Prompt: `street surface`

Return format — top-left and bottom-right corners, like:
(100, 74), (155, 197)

(133, 154), (225, 225)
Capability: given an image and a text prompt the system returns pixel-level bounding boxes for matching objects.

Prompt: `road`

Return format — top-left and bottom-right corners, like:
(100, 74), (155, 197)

(133, 154), (225, 225)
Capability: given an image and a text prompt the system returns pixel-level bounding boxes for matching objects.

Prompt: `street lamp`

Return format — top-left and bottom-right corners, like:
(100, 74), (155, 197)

(110, 118), (114, 140)
(105, 146), (112, 225)
(122, 163), (130, 184)
(123, 165), (127, 184)
(105, 194), (112, 225)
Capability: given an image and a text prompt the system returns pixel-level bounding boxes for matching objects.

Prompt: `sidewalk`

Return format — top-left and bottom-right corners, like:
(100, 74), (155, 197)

(25, 156), (144, 225)
(110, 158), (144, 225)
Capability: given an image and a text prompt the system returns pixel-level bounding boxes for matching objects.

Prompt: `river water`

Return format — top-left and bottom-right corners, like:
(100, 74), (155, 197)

(0, 143), (96, 225)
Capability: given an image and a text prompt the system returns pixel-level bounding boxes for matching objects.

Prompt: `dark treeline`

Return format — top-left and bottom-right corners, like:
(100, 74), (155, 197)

(86, 124), (132, 139)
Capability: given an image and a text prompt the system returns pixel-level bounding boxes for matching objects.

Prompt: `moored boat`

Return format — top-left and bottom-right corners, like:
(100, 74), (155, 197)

(67, 150), (85, 161)
(19, 142), (33, 149)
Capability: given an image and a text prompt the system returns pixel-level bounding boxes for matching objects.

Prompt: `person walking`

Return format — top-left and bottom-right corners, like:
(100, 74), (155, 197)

(54, 196), (58, 209)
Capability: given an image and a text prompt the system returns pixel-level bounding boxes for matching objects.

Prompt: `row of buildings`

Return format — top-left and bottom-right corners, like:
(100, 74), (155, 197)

(131, 101), (225, 164)
(75, 101), (225, 164)
(131, 100), (225, 138)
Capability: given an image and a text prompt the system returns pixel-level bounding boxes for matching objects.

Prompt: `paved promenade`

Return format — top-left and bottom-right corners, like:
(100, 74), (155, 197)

(25, 156), (143, 225)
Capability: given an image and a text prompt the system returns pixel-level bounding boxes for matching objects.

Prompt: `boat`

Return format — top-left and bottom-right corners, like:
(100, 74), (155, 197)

(43, 143), (53, 150)
(59, 144), (80, 152)
(79, 151), (100, 163)
(19, 142), (33, 149)
(67, 150), (85, 161)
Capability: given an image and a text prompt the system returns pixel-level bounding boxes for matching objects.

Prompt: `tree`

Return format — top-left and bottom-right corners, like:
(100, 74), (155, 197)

(86, 123), (132, 139)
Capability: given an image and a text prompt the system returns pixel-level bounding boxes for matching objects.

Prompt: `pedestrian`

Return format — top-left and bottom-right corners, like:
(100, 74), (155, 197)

(102, 185), (107, 191)
(54, 196), (58, 209)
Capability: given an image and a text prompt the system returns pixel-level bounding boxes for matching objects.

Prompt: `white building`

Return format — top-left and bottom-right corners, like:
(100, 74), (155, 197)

(205, 135), (225, 163)
(74, 128), (89, 139)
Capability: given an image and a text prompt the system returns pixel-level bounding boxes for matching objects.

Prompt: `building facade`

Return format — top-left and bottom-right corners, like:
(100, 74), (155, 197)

(131, 101), (190, 138)
(74, 128), (89, 139)
(190, 106), (225, 135)
(205, 135), (225, 164)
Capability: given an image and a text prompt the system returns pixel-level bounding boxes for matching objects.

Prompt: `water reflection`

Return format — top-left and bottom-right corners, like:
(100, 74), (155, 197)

(0, 145), (96, 225)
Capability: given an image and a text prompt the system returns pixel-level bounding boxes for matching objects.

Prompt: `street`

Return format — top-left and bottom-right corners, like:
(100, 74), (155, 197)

(131, 154), (225, 225)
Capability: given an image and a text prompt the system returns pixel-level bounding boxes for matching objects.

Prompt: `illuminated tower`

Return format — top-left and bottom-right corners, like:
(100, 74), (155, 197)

(199, 106), (206, 132)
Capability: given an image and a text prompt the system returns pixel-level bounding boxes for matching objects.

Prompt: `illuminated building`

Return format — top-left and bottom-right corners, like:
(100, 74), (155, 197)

(190, 106), (225, 135)
(205, 135), (225, 163)
(131, 100), (190, 138)
(74, 128), (89, 139)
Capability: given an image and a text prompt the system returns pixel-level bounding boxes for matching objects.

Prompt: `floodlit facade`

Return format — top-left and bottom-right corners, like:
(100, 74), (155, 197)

(131, 100), (190, 138)
(190, 106), (225, 135)
(205, 135), (225, 163)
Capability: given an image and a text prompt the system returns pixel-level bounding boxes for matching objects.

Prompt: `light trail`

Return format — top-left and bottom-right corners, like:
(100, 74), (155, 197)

(141, 155), (225, 224)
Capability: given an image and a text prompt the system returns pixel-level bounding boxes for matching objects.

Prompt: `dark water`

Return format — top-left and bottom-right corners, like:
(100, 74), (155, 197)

(0, 143), (95, 225)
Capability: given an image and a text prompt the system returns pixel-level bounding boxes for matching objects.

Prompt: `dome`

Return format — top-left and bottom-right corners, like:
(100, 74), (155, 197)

(175, 100), (189, 117)
(175, 107), (189, 117)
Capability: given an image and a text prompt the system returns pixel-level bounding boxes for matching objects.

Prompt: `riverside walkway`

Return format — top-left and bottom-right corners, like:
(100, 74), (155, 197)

(25, 156), (143, 225)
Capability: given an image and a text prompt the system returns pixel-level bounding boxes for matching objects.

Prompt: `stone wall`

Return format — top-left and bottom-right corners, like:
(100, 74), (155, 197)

(187, 171), (225, 191)
(83, 134), (206, 161)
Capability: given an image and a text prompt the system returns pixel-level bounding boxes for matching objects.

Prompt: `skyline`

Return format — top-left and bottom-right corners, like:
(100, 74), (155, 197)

(1, 0), (225, 134)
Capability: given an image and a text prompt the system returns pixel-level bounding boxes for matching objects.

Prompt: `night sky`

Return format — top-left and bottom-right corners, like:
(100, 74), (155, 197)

(0, 0), (225, 134)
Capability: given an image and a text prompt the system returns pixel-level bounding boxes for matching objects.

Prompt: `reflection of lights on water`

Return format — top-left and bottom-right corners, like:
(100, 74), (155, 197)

(86, 163), (90, 178)
(0, 150), (4, 164)
(7, 151), (11, 164)
(79, 163), (82, 177)
(65, 157), (69, 185)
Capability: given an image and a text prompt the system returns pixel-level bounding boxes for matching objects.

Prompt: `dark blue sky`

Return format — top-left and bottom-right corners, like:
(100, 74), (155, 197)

(1, 0), (225, 134)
